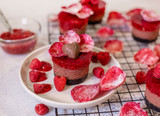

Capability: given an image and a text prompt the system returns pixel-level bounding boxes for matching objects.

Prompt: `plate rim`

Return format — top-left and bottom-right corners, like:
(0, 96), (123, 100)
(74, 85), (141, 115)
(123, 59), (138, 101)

(19, 45), (121, 109)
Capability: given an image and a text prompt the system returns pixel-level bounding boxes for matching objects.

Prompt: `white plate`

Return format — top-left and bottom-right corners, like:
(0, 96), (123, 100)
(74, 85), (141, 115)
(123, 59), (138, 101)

(19, 45), (121, 109)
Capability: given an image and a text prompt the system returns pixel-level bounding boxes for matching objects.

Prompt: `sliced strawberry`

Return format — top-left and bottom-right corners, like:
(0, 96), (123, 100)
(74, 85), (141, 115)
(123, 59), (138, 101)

(48, 42), (66, 57)
(103, 40), (123, 54)
(29, 58), (43, 70)
(154, 44), (160, 58)
(29, 70), (47, 82)
(135, 71), (146, 84)
(76, 5), (93, 19)
(90, 0), (99, 5)
(96, 27), (114, 38)
(119, 102), (148, 116)
(33, 83), (52, 94)
(91, 52), (98, 63)
(107, 11), (127, 26)
(54, 76), (66, 91)
(71, 83), (100, 103)
(61, 3), (82, 15)
(39, 61), (52, 72)
(141, 9), (160, 22)
(100, 66), (126, 91)
(97, 52), (111, 66)
(126, 8), (143, 18)
(79, 34), (94, 52)
(59, 30), (81, 44)
(134, 48), (159, 66)
(93, 67), (104, 78)
(35, 104), (49, 115)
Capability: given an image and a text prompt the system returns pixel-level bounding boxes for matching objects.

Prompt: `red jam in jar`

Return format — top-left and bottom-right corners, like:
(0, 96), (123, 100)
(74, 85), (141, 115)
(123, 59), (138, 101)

(0, 29), (37, 54)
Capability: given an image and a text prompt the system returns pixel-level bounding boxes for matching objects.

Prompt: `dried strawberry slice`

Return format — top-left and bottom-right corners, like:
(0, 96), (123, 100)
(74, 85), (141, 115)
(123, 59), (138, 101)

(90, 0), (99, 5)
(54, 76), (66, 91)
(76, 5), (93, 19)
(33, 83), (52, 94)
(154, 44), (160, 58)
(48, 42), (66, 57)
(29, 70), (47, 82)
(103, 40), (123, 54)
(59, 30), (81, 44)
(100, 66), (126, 91)
(107, 11), (127, 26)
(39, 61), (52, 72)
(93, 67), (104, 78)
(134, 48), (159, 66)
(61, 3), (82, 15)
(96, 27), (114, 38)
(79, 34), (94, 52)
(29, 58), (43, 70)
(126, 8), (143, 18)
(141, 9), (160, 22)
(119, 102), (148, 116)
(71, 83), (100, 103)
(135, 71), (146, 84)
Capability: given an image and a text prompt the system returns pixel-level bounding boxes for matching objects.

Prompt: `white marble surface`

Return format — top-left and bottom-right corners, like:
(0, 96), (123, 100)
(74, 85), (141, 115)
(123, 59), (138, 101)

(1, 0), (160, 116)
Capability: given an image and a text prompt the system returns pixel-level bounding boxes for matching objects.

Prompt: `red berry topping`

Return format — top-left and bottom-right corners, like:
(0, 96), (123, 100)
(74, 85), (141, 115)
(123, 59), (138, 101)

(33, 83), (52, 94)
(71, 83), (100, 103)
(79, 34), (94, 52)
(100, 66), (126, 91)
(93, 67), (104, 78)
(119, 102), (148, 116)
(96, 26), (114, 38)
(135, 71), (146, 84)
(49, 42), (66, 57)
(39, 61), (52, 72)
(126, 8), (143, 18)
(52, 52), (92, 70)
(91, 52), (98, 63)
(104, 40), (123, 54)
(54, 76), (66, 91)
(90, 0), (99, 5)
(134, 48), (159, 66)
(97, 52), (111, 66)
(35, 104), (49, 115)
(80, 0), (90, 4)
(29, 70), (47, 82)
(29, 58), (43, 70)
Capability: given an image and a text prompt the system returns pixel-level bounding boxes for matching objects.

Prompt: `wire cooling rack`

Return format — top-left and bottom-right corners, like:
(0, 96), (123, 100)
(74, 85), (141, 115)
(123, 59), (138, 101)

(47, 14), (160, 116)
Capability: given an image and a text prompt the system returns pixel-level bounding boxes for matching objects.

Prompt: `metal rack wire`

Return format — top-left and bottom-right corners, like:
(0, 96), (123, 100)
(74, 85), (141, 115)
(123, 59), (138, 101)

(47, 15), (160, 116)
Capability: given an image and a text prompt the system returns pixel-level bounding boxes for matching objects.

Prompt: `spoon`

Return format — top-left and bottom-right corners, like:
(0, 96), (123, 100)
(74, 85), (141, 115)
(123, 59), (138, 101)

(0, 10), (12, 33)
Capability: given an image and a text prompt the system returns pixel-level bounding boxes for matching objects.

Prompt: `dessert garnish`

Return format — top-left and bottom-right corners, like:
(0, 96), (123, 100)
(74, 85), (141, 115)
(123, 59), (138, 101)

(134, 48), (159, 66)
(141, 9), (160, 22)
(71, 83), (100, 103)
(71, 66), (126, 102)
(35, 104), (49, 115)
(54, 76), (66, 92)
(154, 44), (160, 58)
(29, 70), (47, 82)
(103, 40), (123, 54)
(80, 0), (100, 5)
(62, 42), (80, 59)
(29, 58), (52, 72)
(93, 67), (104, 78)
(119, 102), (148, 116)
(33, 83), (52, 94)
(49, 30), (94, 58)
(100, 66), (126, 91)
(135, 71), (146, 84)
(106, 11), (127, 26)
(126, 8), (143, 19)
(97, 52), (111, 66)
(61, 3), (93, 19)
(95, 26), (114, 38)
